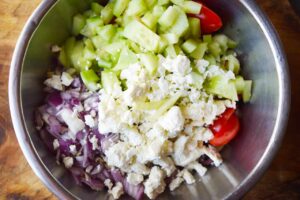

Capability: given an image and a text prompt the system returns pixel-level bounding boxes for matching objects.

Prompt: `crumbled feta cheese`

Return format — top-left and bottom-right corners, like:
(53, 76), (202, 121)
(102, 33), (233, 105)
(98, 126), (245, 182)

(172, 135), (203, 166)
(69, 145), (77, 155)
(153, 157), (176, 177)
(162, 55), (191, 75)
(121, 127), (144, 146)
(180, 169), (195, 184)
(105, 142), (134, 168)
(201, 146), (223, 167)
(109, 182), (124, 199)
(187, 161), (207, 177)
(89, 135), (99, 151)
(169, 176), (184, 191)
(63, 157), (74, 169)
(59, 108), (85, 135)
(104, 179), (113, 190)
(61, 72), (73, 86)
(158, 106), (184, 138)
(144, 167), (166, 199)
(137, 137), (166, 163)
(127, 173), (144, 185)
(84, 114), (96, 128)
(53, 139), (59, 150)
(44, 75), (63, 91)
(130, 163), (151, 175)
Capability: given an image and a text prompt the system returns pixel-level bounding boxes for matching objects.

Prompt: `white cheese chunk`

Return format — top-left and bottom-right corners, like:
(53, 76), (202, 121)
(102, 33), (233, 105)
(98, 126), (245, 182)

(127, 173), (144, 185)
(169, 177), (184, 191)
(162, 55), (191, 75)
(158, 106), (184, 138)
(53, 139), (59, 150)
(181, 169), (195, 184)
(187, 161), (207, 177)
(144, 166), (166, 199)
(84, 114), (96, 128)
(89, 135), (99, 151)
(104, 179), (113, 190)
(109, 182), (124, 199)
(105, 142), (134, 168)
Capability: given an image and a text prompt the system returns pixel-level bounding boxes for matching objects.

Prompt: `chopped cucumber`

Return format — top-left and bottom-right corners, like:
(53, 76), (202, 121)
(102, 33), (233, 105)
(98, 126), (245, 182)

(223, 55), (240, 74)
(126, 0), (147, 16)
(139, 53), (158, 75)
(164, 45), (178, 58)
(152, 5), (166, 19)
(96, 24), (117, 42)
(91, 2), (103, 15)
(189, 17), (201, 38)
(101, 70), (122, 94)
(72, 14), (86, 36)
(103, 40), (126, 56)
(149, 93), (181, 120)
(141, 12), (158, 30)
(97, 57), (112, 68)
(203, 35), (212, 43)
(208, 42), (222, 57)
(157, 0), (170, 6)
(167, 6), (189, 38)
(101, 2), (114, 24)
(114, 46), (138, 71)
(123, 19), (161, 52)
(182, 1), (202, 14)
(161, 33), (179, 45)
(182, 39), (198, 54)
(234, 75), (245, 94)
(191, 72), (204, 89)
(81, 17), (103, 37)
(145, 0), (158, 8)
(91, 35), (109, 49)
(190, 42), (207, 59)
(80, 69), (100, 91)
(113, 0), (130, 17)
(158, 6), (180, 30)
(205, 75), (238, 101)
(243, 80), (252, 102)
(134, 100), (165, 111)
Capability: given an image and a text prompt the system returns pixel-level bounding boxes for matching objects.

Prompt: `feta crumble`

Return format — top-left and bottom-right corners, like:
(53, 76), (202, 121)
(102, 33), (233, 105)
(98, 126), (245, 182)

(144, 167), (166, 199)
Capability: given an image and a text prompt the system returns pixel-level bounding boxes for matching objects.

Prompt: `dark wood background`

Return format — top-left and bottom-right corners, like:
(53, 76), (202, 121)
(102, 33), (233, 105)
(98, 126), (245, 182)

(0, 0), (299, 199)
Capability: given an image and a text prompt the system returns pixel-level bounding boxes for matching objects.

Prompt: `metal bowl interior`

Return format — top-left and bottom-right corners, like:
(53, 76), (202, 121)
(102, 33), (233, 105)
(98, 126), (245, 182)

(9, 0), (290, 199)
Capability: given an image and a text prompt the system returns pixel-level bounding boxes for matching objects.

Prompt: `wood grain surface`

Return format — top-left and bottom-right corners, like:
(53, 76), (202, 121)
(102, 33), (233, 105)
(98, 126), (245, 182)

(0, 0), (299, 199)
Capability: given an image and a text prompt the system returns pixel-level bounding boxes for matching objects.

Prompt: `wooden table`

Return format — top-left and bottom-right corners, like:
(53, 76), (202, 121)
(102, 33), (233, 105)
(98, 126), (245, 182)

(0, 0), (299, 199)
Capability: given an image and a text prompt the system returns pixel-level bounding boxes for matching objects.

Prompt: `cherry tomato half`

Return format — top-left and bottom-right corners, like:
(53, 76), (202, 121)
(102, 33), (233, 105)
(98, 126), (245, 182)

(209, 109), (240, 147)
(188, 3), (223, 34)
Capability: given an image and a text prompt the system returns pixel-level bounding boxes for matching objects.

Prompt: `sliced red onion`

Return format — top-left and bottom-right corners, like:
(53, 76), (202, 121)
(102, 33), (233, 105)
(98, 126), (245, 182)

(82, 176), (104, 191)
(100, 133), (119, 152)
(47, 91), (63, 107)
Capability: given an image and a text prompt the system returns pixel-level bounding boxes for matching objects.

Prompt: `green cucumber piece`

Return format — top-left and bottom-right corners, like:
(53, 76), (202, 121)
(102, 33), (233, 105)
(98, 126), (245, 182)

(182, 1), (202, 14)
(158, 6), (180, 30)
(208, 41), (222, 57)
(171, 0), (185, 5)
(91, 35), (109, 49)
(161, 33), (179, 45)
(205, 75), (238, 101)
(72, 14), (86, 36)
(213, 34), (228, 52)
(167, 6), (189, 38)
(234, 75), (245, 94)
(157, 0), (170, 6)
(190, 42), (207, 59)
(182, 39), (198, 54)
(191, 72), (204, 89)
(81, 16), (103, 37)
(139, 53), (158, 75)
(96, 24), (117, 42)
(126, 0), (147, 16)
(164, 45), (177, 58)
(101, 2), (114, 24)
(97, 57), (112, 69)
(103, 40), (126, 56)
(59, 37), (76, 68)
(101, 70), (122, 94)
(242, 80), (252, 102)
(188, 17), (201, 38)
(141, 12), (158, 30)
(80, 69), (100, 91)
(203, 35), (212, 43)
(123, 19), (161, 52)
(91, 2), (104, 15)
(114, 46), (138, 71)
(149, 93), (182, 121)
(113, 0), (130, 17)
(152, 5), (166, 19)
(223, 55), (240, 74)
(134, 99), (165, 111)
(145, 0), (158, 8)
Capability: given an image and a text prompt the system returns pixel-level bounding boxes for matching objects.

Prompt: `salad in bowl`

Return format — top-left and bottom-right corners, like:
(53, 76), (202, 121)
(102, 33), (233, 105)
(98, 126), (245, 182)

(35, 0), (252, 199)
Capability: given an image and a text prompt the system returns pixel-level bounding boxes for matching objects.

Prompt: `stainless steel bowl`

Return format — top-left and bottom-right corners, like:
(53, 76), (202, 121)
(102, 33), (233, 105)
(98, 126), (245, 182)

(9, 0), (290, 199)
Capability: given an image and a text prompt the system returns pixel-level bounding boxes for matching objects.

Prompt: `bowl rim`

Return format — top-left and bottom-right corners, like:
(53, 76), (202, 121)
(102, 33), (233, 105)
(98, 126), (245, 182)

(8, 0), (291, 199)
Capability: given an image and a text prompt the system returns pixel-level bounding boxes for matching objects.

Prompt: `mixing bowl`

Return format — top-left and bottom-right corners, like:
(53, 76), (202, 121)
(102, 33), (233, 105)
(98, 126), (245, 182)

(9, 0), (290, 199)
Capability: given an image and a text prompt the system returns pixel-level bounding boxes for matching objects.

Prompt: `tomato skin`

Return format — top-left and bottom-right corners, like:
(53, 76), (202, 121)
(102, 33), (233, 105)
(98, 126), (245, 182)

(188, 3), (223, 34)
(209, 109), (240, 147)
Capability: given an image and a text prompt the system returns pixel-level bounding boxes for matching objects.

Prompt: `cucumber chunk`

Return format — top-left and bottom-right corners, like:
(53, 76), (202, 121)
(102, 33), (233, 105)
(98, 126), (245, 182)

(182, 39), (198, 54)
(188, 17), (201, 38)
(158, 6), (180, 30)
(182, 1), (202, 14)
(101, 70), (122, 94)
(114, 46), (138, 71)
(205, 75), (238, 101)
(101, 2), (114, 24)
(113, 0), (130, 17)
(72, 14), (86, 36)
(234, 75), (245, 94)
(91, 2), (104, 15)
(190, 42), (207, 59)
(123, 19), (161, 52)
(80, 69), (100, 91)
(141, 12), (158, 30)
(126, 0), (147, 16)
(243, 80), (252, 102)
(139, 53), (158, 75)
(167, 6), (189, 38)
(223, 55), (240, 74)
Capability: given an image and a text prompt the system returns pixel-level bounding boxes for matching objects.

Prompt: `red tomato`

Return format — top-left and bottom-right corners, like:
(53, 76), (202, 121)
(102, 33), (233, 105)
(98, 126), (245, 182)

(209, 109), (240, 147)
(188, 3), (223, 34)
